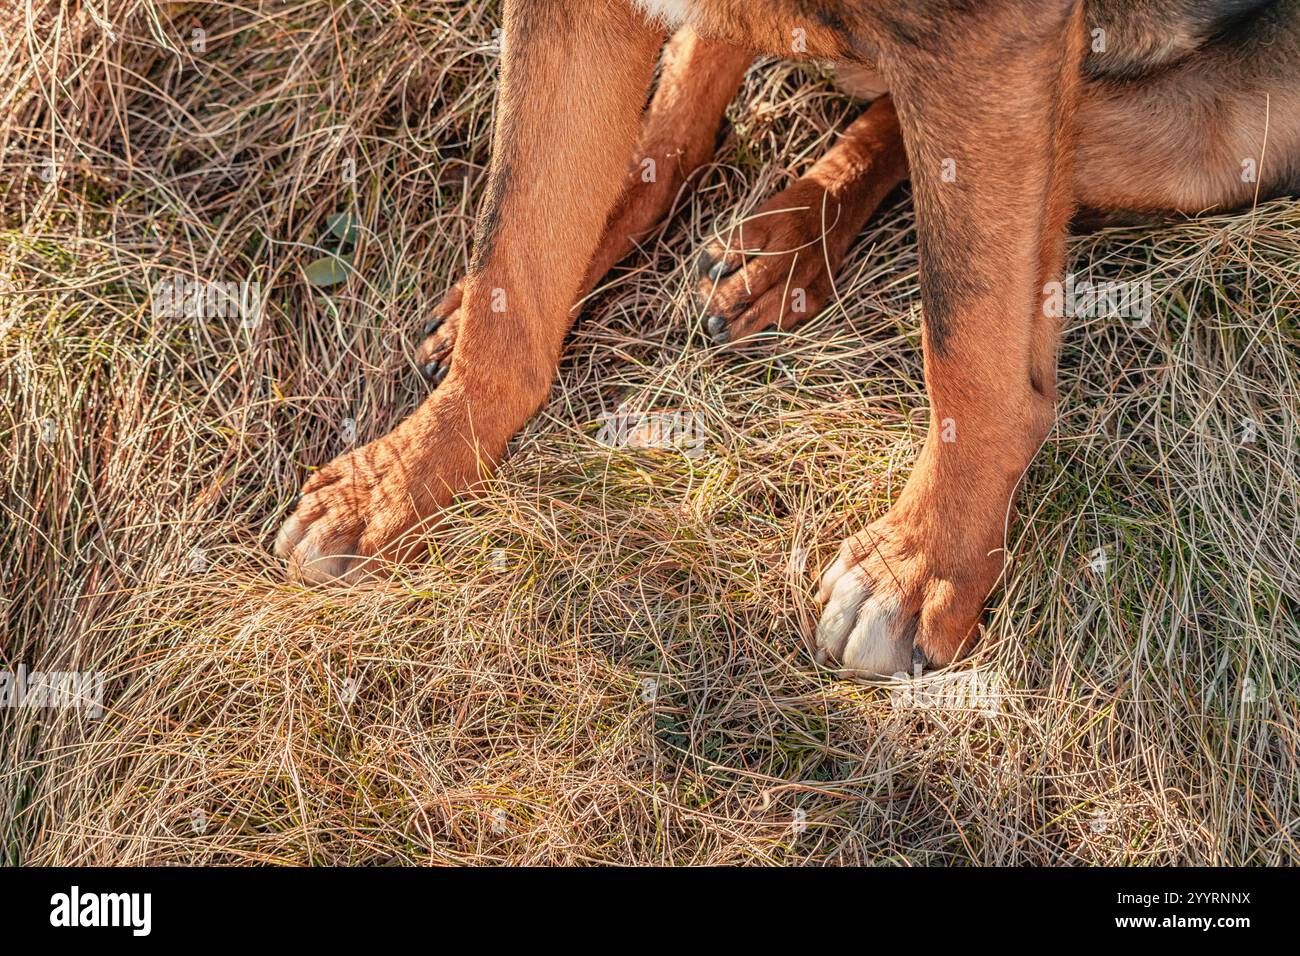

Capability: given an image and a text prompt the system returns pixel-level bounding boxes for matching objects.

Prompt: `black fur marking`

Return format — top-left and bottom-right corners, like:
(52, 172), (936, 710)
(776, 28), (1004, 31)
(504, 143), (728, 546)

(919, 285), (953, 355)
(915, 221), (992, 357)
(872, 0), (984, 51)
(812, 6), (849, 34)
(1198, 0), (1280, 36)
(470, 161), (512, 274)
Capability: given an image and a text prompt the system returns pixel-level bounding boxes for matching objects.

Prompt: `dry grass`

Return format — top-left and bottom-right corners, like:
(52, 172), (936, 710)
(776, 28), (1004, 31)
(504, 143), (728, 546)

(2, 1), (1298, 866)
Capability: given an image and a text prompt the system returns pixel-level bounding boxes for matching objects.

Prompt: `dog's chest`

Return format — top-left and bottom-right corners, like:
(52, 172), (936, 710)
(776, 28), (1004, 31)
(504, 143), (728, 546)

(631, 0), (699, 29)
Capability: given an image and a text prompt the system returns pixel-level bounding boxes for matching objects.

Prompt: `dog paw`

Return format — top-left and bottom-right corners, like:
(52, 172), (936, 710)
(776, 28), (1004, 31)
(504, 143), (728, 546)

(813, 507), (998, 677)
(414, 280), (463, 387)
(695, 178), (856, 344)
(274, 434), (432, 585)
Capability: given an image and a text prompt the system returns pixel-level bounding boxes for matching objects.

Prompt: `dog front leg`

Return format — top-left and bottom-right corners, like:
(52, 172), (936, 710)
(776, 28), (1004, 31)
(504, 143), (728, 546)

(276, 0), (661, 582)
(813, 5), (1086, 673)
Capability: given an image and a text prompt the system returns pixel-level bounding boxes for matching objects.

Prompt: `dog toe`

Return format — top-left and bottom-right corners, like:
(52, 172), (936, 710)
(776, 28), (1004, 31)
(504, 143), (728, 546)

(814, 569), (915, 678)
(697, 248), (741, 282)
(811, 511), (993, 678)
(705, 314), (731, 344)
(414, 282), (464, 387)
(840, 592), (916, 676)
(814, 567), (870, 664)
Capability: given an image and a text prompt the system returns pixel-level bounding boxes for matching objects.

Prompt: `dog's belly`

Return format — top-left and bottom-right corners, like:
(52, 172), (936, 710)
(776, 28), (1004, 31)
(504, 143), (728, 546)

(630, 0), (1280, 86)
(633, 0), (887, 96)
(833, 61), (888, 100)
(631, 0), (699, 29)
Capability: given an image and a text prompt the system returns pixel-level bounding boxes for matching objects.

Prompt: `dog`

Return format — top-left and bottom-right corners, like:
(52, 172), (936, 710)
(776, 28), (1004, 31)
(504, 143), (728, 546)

(275, 0), (1300, 676)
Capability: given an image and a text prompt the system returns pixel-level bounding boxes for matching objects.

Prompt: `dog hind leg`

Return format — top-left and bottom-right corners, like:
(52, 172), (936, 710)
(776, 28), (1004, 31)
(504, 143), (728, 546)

(1075, 1), (1300, 216)
(694, 95), (907, 344)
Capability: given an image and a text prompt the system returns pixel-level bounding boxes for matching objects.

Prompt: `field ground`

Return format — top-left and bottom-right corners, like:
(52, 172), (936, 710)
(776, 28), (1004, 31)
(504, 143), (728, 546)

(2, 2), (1298, 864)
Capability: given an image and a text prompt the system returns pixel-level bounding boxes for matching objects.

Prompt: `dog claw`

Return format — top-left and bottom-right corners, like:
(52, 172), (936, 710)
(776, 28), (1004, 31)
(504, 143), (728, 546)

(698, 249), (739, 282)
(423, 316), (444, 337)
(706, 314), (730, 344)
(419, 358), (449, 385)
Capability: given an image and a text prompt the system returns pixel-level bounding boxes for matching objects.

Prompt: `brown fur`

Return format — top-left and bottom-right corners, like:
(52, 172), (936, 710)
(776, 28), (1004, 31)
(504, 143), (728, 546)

(277, 0), (1300, 670)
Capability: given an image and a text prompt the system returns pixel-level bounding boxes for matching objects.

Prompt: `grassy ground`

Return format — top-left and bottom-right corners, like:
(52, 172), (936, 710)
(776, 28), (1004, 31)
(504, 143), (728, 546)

(2, 1), (1298, 865)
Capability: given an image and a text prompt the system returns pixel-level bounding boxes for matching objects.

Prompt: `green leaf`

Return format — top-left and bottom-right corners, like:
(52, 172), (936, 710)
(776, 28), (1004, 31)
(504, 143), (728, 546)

(303, 254), (353, 287)
(325, 211), (358, 245)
